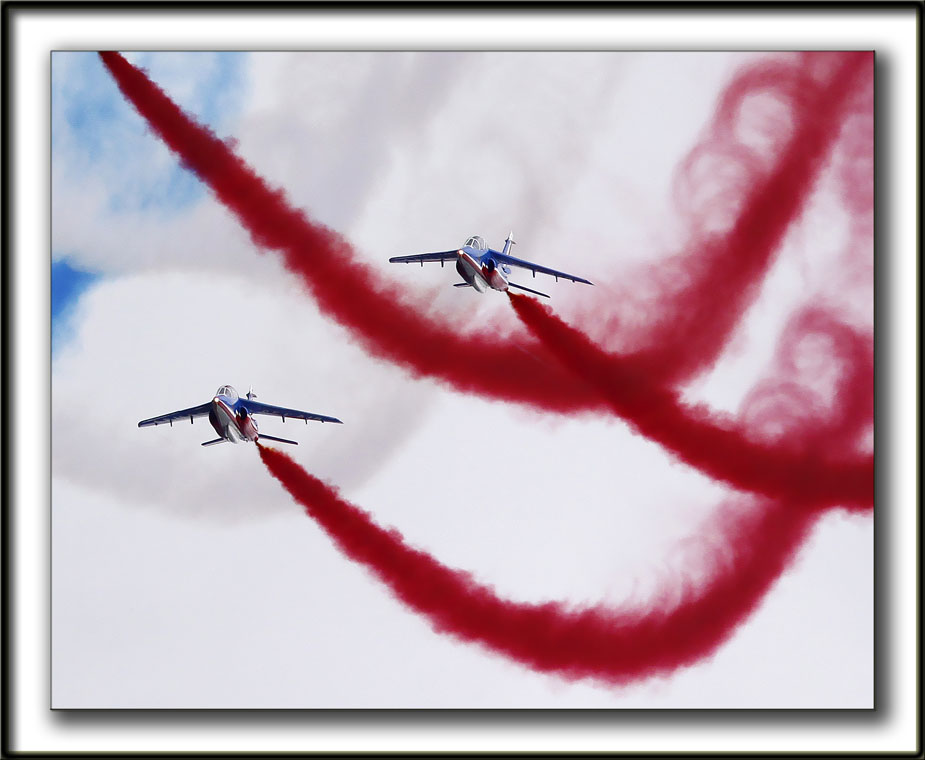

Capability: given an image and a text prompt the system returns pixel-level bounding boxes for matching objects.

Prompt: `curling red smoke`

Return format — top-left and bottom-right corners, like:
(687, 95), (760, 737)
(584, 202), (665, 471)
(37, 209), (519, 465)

(97, 51), (869, 413)
(258, 443), (821, 684)
(579, 53), (871, 384)
(256, 300), (872, 684)
(257, 451), (850, 685)
(510, 292), (873, 508)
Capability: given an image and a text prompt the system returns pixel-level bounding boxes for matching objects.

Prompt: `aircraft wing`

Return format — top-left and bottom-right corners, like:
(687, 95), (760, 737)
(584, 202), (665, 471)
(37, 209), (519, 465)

(492, 252), (594, 285)
(388, 250), (459, 265)
(138, 402), (212, 428)
(245, 400), (343, 424)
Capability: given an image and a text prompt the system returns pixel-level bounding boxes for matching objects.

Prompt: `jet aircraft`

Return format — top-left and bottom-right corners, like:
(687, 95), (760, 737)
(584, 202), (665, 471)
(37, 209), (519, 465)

(389, 232), (593, 298)
(138, 385), (342, 446)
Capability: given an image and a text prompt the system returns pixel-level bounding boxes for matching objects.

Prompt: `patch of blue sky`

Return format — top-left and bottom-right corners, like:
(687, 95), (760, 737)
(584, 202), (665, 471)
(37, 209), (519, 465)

(52, 51), (248, 218)
(51, 258), (101, 355)
(51, 53), (249, 353)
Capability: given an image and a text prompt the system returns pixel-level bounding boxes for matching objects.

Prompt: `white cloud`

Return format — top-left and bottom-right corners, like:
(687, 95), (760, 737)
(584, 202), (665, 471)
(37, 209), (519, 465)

(52, 271), (434, 521)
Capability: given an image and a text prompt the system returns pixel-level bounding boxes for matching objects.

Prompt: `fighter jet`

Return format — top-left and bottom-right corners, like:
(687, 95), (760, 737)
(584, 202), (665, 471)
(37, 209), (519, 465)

(389, 232), (593, 298)
(138, 385), (342, 446)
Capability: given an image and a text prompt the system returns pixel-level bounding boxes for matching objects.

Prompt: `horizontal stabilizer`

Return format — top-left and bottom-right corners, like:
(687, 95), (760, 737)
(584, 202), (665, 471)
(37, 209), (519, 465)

(508, 281), (550, 298)
(453, 282), (473, 288)
(201, 438), (227, 447)
(258, 433), (299, 446)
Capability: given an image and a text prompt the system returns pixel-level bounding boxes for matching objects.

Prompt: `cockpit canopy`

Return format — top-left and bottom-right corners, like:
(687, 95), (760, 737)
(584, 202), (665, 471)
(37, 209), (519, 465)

(463, 235), (486, 251)
(215, 385), (239, 401)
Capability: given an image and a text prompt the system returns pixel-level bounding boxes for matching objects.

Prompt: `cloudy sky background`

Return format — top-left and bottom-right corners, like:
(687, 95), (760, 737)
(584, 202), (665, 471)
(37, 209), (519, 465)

(51, 51), (872, 708)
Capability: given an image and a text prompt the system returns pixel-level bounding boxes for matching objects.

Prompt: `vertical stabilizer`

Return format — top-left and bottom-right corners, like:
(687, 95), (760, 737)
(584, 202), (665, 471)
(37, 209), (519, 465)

(502, 231), (515, 256)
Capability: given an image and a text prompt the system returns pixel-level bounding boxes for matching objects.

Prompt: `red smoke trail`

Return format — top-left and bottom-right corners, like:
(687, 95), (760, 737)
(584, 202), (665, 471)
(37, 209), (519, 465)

(738, 308), (873, 461)
(583, 53), (872, 385)
(256, 299), (872, 684)
(508, 292), (873, 509)
(259, 442), (825, 684)
(97, 51), (869, 413)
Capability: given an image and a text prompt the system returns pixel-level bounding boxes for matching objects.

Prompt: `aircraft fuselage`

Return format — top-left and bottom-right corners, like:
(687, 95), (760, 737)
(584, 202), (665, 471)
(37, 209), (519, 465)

(208, 390), (259, 444)
(456, 248), (510, 293)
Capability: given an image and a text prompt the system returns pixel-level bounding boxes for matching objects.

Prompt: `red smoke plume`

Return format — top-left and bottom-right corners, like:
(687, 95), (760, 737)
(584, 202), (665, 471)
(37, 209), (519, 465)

(582, 53), (871, 385)
(508, 292), (873, 509)
(258, 444), (830, 684)
(257, 292), (871, 683)
(97, 51), (870, 413)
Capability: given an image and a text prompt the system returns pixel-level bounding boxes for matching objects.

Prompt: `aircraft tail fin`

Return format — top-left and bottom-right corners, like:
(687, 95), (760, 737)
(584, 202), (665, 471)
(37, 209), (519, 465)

(508, 281), (550, 298)
(258, 433), (299, 446)
(502, 231), (515, 256)
(453, 282), (473, 288)
(201, 438), (227, 447)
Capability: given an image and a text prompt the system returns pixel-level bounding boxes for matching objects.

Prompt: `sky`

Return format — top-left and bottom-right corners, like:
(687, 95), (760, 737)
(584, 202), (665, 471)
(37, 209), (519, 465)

(50, 51), (872, 708)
